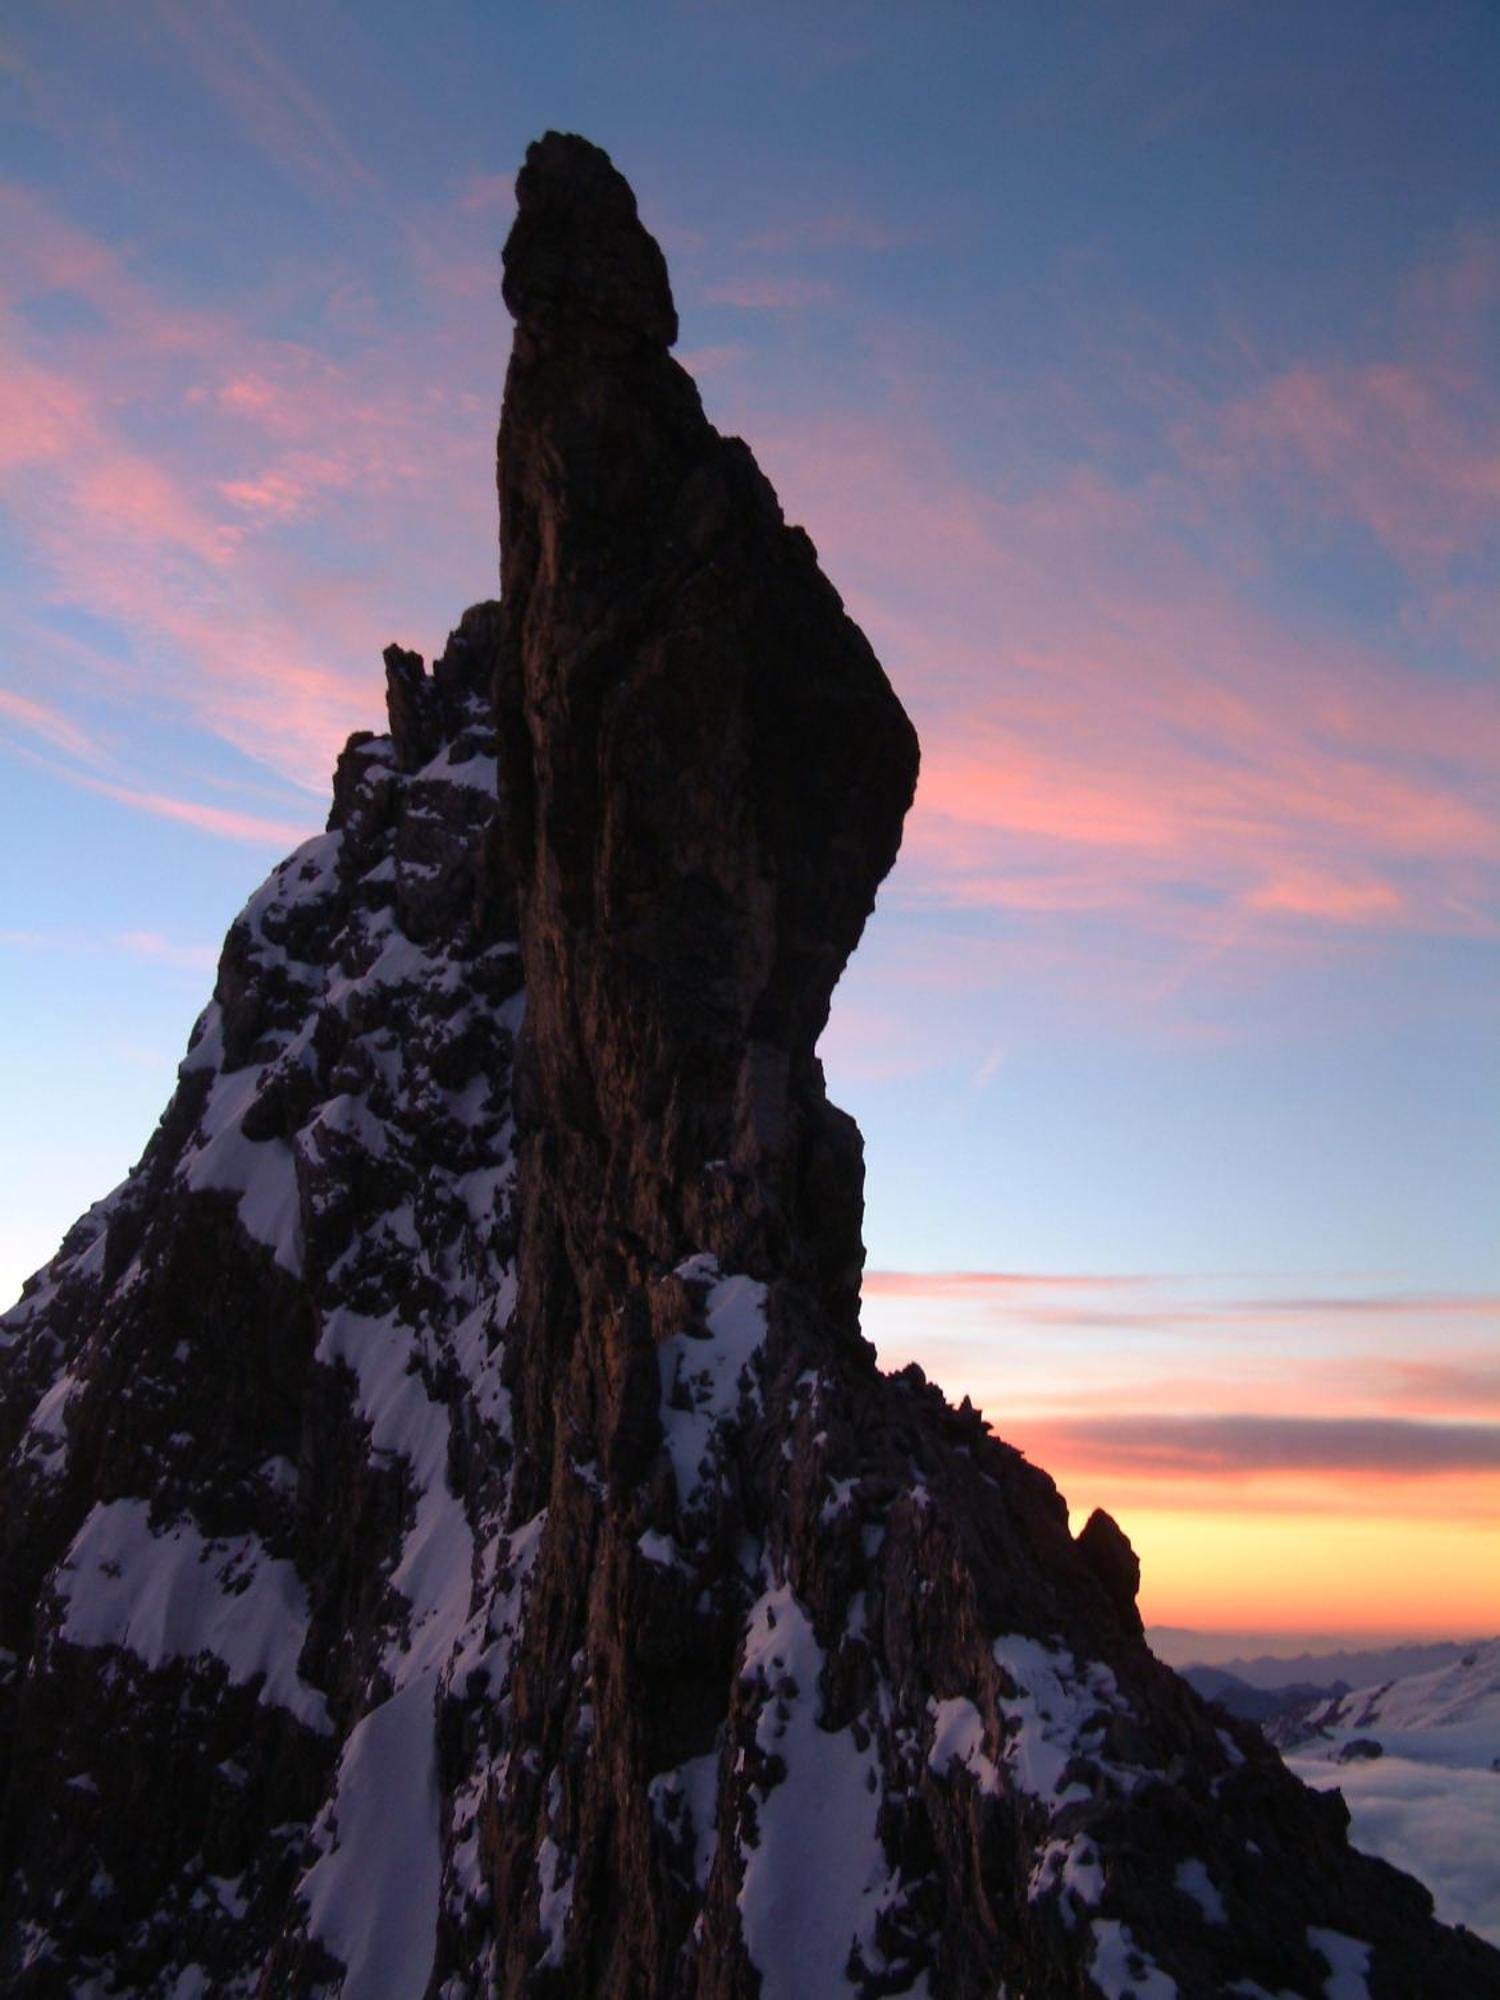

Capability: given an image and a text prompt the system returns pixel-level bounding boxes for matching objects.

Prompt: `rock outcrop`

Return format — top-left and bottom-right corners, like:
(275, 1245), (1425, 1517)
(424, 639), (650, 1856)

(1, 131), (1496, 1999)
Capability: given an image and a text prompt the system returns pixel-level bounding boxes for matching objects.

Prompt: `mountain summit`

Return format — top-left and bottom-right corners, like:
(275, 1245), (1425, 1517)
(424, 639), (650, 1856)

(2, 132), (1495, 1999)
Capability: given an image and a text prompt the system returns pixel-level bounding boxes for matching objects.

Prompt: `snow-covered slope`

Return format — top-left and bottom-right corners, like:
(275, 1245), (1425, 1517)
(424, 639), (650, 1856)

(1275, 1639), (1500, 1944)
(0, 606), (534, 1993)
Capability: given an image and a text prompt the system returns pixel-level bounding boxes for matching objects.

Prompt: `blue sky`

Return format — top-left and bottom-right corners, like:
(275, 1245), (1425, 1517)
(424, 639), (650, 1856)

(2, 0), (1497, 1636)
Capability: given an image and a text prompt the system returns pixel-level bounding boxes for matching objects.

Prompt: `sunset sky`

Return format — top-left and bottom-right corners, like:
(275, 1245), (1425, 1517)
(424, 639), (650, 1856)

(2, 1), (1497, 1649)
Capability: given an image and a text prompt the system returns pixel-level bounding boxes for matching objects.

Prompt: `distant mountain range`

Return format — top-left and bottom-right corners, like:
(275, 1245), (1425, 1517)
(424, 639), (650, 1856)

(1166, 1638), (1500, 1945)
(1272, 1638), (1500, 1946)
(1181, 1637), (1480, 1693)
(1174, 1638), (1485, 1723)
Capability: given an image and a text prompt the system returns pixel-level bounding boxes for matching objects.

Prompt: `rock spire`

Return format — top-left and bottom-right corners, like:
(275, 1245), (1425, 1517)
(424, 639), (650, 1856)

(0, 130), (1494, 1999)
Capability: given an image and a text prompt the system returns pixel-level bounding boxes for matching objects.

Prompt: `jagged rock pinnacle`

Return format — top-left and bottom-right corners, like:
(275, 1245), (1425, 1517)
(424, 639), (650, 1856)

(503, 131), (678, 349)
(496, 130), (919, 1330)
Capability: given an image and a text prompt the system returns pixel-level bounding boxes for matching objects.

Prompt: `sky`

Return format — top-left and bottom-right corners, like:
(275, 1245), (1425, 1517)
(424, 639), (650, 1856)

(1, 0), (1497, 1649)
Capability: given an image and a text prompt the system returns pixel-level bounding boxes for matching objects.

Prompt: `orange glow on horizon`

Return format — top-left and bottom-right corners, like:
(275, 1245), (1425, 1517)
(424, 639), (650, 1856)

(1114, 1507), (1500, 1641)
(864, 1293), (1500, 1638)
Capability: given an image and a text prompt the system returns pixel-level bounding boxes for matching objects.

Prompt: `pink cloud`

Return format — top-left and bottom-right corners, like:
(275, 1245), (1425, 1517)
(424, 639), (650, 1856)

(1207, 356), (1500, 570)
(1245, 871), (1408, 927)
(0, 344), (90, 473)
(735, 393), (1500, 958)
(0, 688), (103, 764)
(0, 180), (500, 792)
(864, 1268), (1158, 1298)
(0, 926), (219, 972)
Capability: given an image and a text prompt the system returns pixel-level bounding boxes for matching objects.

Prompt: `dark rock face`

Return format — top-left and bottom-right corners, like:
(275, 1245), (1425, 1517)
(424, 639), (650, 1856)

(1, 130), (1497, 1999)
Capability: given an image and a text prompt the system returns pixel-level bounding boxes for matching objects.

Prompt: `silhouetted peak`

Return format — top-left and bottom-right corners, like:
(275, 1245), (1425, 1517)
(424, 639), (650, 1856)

(502, 130), (677, 349)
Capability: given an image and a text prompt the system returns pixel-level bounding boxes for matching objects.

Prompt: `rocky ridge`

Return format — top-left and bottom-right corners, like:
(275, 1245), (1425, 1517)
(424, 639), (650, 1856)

(1, 132), (1497, 1999)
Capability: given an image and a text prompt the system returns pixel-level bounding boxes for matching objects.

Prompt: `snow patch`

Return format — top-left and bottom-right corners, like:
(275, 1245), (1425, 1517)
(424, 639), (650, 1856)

(56, 1499), (328, 1732)
(927, 1695), (1000, 1794)
(649, 1749), (720, 1890)
(736, 1584), (894, 1998)
(183, 1031), (303, 1275)
(1029, 1835), (1104, 1922)
(658, 1261), (768, 1508)
(991, 1634), (1124, 1806)
(301, 1676), (441, 2000)
(1089, 1917), (1178, 1999)
(316, 1307), (475, 1688)
(1176, 1856), (1227, 1924)
(535, 1833), (575, 1969)
(1307, 1927), (1372, 2000)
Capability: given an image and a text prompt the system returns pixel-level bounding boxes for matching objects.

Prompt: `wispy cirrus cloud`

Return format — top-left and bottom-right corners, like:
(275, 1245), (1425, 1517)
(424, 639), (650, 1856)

(864, 1268), (1159, 1298)
(0, 688), (105, 764)
(152, 0), (378, 203)
(862, 1268), (1500, 1338)
(740, 264), (1500, 969)
(73, 772), (312, 847)
(0, 173), (500, 803)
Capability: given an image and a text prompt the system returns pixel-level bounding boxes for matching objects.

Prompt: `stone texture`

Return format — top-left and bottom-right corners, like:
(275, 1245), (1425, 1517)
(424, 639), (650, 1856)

(0, 129), (1494, 2000)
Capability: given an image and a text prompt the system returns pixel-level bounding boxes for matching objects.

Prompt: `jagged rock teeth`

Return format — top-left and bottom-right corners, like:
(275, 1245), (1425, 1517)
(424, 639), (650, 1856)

(0, 134), (1496, 2000)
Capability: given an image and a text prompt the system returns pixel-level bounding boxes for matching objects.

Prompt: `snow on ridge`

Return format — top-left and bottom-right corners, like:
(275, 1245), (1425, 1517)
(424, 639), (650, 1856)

(2, 1183), (125, 1338)
(4, 667), (527, 1993)
(55, 1499), (329, 1733)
